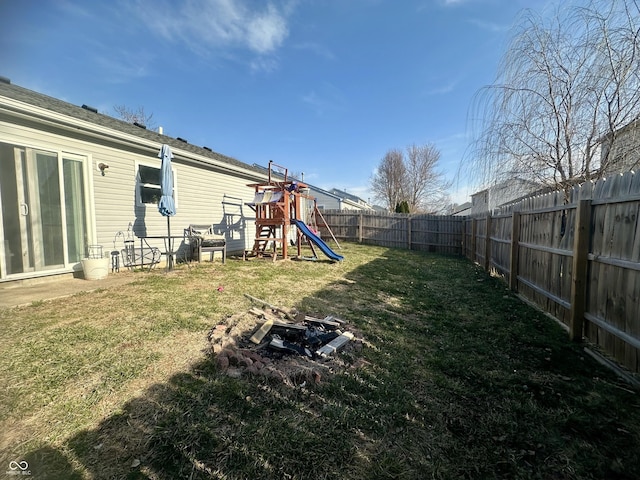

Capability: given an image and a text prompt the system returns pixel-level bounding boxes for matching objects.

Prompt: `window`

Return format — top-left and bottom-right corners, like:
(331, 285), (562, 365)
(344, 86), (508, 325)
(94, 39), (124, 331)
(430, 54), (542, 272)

(136, 163), (177, 206)
(138, 164), (161, 204)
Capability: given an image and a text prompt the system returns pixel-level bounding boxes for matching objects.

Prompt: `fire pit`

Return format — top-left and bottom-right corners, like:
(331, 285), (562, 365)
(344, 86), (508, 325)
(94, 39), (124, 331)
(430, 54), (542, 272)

(208, 295), (366, 385)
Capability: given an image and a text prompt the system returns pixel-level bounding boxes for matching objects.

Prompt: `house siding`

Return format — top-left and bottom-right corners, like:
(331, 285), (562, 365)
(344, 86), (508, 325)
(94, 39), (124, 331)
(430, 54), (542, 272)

(311, 190), (341, 210)
(1, 119), (262, 253)
(471, 179), (544, 215)
(168, 160), (258, 254)
(0, 92), (268, 279)
(601, 121), (640, 175)
(339, 201), (362, 211)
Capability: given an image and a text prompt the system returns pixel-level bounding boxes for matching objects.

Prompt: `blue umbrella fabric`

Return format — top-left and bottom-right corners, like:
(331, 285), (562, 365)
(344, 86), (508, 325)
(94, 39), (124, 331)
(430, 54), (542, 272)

(158, 144), (175, 269)
(158, 144), (175, 217)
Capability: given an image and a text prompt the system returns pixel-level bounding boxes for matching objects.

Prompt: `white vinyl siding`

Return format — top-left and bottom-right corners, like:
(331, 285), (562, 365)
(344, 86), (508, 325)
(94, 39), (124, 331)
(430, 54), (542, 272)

(0, 113), (266, 275)
(310, 189), (341, 210)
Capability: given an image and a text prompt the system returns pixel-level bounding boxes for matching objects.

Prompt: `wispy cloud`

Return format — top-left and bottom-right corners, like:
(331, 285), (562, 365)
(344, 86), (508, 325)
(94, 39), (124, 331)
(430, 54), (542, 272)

(130, 0), (294, 67)
(93, 48), (153, 83)
(425, 81), (457, 96)
(301, 83), (346, 116)
(301, 91), (332, 115)
(467, 18), (510, 33)
(249, 56), (280, 73)
(123, 0), (299, 72)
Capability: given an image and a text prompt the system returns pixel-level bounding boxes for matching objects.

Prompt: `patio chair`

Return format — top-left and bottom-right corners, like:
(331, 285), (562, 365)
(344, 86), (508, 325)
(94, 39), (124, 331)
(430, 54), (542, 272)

(185, 224), (226, 263)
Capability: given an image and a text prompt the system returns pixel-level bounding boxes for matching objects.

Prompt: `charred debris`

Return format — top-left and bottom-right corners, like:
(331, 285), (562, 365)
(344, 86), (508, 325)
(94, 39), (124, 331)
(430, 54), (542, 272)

(207, 294), (366, 385)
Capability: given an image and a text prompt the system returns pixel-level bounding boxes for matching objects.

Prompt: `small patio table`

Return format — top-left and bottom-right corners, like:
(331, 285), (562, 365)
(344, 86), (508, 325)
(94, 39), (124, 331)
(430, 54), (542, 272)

(139, 235), (184, 271)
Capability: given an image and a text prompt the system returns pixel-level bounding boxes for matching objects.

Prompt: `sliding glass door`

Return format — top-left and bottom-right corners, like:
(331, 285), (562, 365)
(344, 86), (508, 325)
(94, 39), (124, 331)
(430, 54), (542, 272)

(0, 142), (89, 278)
(63, 156), (88, 263)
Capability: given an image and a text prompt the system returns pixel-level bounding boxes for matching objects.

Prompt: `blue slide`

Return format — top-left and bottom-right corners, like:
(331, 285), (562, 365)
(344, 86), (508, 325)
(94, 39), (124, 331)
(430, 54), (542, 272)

(293, 219), (344, 262)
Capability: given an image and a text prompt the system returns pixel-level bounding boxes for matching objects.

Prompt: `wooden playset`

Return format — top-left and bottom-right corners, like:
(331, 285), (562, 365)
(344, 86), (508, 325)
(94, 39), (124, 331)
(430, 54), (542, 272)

(245, 161), (342, 261)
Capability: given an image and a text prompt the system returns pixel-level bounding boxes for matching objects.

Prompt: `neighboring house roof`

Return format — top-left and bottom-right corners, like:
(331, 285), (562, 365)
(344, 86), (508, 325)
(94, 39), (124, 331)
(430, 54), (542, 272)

(250, 163), (373, 210)
(0, 79), (265, 178)
(451, 202), (472, 216)
(303, 185), (345, 203)
(324, 189), (372, 210)
(328, 188), (371, 207)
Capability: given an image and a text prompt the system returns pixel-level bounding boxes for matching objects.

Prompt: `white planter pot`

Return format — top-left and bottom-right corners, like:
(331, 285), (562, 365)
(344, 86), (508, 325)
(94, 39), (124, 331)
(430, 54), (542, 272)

(81, 257), (109, 280)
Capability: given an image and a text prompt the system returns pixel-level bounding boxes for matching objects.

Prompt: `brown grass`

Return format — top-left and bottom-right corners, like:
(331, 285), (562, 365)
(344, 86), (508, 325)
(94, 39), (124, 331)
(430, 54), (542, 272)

(1, 243), (639, 479)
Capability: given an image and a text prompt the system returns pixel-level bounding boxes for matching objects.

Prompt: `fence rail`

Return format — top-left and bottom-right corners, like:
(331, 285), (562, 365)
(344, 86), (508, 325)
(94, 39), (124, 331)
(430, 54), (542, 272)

(318, 170), (640, 375)
(317, 211), (464, 255)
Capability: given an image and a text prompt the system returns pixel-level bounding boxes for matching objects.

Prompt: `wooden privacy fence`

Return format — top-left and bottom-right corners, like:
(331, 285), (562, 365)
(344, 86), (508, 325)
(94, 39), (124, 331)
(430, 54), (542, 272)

(318, 172), (640, 375)
(317, 210), (464, 255)
(464, 171), (640, 374)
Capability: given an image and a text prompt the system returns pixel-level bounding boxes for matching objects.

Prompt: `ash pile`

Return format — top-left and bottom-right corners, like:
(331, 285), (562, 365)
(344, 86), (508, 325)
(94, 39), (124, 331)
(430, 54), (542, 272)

(208, 294), (366, 385)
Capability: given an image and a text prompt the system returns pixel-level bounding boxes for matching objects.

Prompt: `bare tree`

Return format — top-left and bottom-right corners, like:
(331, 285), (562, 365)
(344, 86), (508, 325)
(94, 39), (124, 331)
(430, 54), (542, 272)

(371, 144), (450, 213)
(405, 143), (451, 212)
(371, 149), (405, 211)
(469, 0), (640, 196)
(113, 105), (156, 130)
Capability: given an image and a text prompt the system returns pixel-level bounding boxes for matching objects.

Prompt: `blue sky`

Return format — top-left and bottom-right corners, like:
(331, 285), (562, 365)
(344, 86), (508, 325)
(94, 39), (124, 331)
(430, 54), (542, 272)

(1, 0), (552, 206)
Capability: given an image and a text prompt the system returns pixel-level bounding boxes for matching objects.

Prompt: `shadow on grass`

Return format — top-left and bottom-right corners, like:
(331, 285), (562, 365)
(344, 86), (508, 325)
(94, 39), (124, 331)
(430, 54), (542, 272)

(24, 248), (640, 479)
(8, 446), (83, 480)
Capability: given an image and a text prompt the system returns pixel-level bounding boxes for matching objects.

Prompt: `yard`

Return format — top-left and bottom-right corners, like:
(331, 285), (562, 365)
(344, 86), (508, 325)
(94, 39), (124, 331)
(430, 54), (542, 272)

(0, 243), (639, 479)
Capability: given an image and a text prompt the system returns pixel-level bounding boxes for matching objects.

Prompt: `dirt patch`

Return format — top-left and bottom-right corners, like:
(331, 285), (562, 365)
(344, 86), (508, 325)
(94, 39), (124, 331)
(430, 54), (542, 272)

(207, 305), (367, 386)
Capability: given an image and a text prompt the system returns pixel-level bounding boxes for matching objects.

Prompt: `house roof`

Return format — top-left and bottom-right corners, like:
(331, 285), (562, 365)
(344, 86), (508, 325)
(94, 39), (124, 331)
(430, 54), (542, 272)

(328, 188), (369, 205)
(0, 79), (264, 177)
(451, 202), (472, 215)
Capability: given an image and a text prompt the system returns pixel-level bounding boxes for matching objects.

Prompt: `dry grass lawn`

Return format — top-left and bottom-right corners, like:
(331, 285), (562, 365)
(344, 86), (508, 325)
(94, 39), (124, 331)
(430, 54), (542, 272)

(0, 242), (639, 479)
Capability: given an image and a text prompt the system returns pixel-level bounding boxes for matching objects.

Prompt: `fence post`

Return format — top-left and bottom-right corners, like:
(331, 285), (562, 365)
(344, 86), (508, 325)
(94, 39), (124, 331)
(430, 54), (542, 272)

(461, 218), (467, 258)
(569, 199), (591, 342)
(407, 215), (412, 250)
(471, 218), (477, 262)
(484, 214), (492, 271)
(358, 212), (363, 243)
(509, 211), (520, 291)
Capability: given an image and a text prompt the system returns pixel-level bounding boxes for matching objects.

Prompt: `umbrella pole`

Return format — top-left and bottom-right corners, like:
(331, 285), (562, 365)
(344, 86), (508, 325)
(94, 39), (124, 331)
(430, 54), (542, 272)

(167, 216), (173, 271)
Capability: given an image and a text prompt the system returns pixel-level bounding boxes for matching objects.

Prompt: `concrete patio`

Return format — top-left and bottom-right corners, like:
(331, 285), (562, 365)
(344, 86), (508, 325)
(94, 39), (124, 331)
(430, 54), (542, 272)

(0, 271), (139, 309)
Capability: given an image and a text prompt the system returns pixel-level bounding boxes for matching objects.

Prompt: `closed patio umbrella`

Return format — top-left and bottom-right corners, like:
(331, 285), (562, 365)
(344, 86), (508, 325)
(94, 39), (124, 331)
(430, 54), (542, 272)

(158, 144), (176, 269)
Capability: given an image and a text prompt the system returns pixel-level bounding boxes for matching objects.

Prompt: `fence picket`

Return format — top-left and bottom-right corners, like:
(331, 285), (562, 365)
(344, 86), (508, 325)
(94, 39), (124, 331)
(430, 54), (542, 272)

(319, 174), (640, 373)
